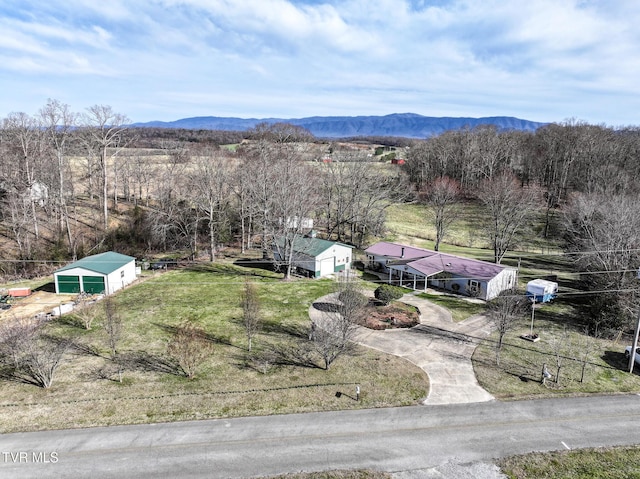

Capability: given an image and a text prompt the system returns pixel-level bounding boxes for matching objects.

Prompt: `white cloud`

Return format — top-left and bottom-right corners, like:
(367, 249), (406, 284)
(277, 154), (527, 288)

(1, 0), (640, 124)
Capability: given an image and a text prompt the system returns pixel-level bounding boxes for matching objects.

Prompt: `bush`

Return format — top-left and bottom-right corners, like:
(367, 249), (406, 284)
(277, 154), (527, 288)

(374, 284), (405, 305)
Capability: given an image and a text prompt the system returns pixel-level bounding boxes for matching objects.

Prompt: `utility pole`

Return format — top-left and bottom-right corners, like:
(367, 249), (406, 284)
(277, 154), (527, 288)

(529, 297), (536, 338)
(629, 311), (640, 374)
(630, 268), (640, 373)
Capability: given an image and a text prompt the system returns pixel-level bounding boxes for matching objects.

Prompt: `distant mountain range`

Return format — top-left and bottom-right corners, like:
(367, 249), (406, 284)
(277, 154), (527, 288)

(131, 113), (547, 139)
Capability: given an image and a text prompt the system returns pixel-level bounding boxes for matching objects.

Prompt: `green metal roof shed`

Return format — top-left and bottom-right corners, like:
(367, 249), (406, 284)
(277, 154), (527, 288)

(54, 252), (137, 295)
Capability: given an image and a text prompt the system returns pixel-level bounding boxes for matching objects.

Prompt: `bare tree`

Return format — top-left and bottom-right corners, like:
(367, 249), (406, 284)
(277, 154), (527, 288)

(103, 297), (122, 358)
(3, 112), (45, 247)
(74, 293), (99, 330)
(189, 147), (233, 261)
(574, 328), (601, 383)
(477, 172), (538, 264)
(81, 105), (130, 228)
(241, 279), (262, 352)
(487, 289), (527, 365)
(20, 332), (69, 388)
(0, 317), (68, 388)
(0, 316), (40, 370)
(421, 176), (461, 251)
(311, 276), (364, 370)
(39, 99), (77, 256)
(242, 140), (320, 279)
(318, 159), (402, 248)
(548, 329), (570, 386)
(564, 191), (640, 332)
(167, 322), (212, 379)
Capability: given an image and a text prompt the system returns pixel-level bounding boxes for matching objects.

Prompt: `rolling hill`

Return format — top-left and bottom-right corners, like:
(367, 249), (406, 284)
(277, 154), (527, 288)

(132, 112), (547, 139)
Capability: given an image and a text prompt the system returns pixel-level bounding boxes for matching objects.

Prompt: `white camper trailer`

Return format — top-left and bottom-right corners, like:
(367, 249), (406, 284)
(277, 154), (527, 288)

(526, 279), (558, 303)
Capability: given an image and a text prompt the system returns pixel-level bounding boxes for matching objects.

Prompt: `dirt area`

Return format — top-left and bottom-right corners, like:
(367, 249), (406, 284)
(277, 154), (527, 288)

(360, 302), (420, 330)
(0, 291), (76, 322)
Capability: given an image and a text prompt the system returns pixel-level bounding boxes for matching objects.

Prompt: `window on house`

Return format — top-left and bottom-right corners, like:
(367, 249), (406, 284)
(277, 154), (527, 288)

(121, 270), (125, 278)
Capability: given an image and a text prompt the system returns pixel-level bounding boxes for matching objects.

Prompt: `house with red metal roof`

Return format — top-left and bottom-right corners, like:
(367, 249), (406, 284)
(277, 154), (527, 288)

(364, 241), (516, 301)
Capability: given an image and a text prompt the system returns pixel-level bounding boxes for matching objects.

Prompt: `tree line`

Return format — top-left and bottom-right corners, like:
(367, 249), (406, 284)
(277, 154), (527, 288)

(2, 100), (640, 332)
(408, 121), (640, 333)
(0, 100), (406, 282)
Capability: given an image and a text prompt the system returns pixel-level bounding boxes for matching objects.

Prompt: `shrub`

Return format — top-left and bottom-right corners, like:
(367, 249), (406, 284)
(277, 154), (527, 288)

(374, 284), (405, 305)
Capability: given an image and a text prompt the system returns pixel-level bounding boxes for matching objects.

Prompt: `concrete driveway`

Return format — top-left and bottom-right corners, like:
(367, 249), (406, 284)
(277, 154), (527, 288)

(310, 292), (495, 405)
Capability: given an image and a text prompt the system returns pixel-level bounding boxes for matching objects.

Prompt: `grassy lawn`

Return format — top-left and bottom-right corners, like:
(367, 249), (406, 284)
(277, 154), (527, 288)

(415, 292), (486, 322)
(0, 263), (428, 433)
(473, 298), (640, 399)
(264, 471), (391, 479)
(384, 201), (565, 266)
(498, 446), (640, 479)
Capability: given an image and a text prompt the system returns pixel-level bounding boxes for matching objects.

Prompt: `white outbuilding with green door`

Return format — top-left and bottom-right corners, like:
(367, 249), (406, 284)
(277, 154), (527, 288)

(54, 251), (137, 295)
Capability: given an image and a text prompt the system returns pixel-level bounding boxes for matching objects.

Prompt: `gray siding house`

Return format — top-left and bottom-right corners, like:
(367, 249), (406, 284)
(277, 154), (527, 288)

(365, 242), (517, 301)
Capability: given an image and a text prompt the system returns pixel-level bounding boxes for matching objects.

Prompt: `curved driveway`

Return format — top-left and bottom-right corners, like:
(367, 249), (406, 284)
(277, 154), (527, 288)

(310, 292), (495, 405)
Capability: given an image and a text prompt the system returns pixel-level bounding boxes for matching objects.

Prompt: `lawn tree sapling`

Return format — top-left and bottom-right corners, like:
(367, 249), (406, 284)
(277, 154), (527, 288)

(548, 329), (570, 387)
(103, 296), (124, 382)
(241, 279), (262, 352)
(575, 327), (601, 383)
(0, 317), (69, 388)
(74, 293), (99, 330)
(311, 276), (365, 370)
(167, 321), (212, 379)
(488, 289), (527, 365)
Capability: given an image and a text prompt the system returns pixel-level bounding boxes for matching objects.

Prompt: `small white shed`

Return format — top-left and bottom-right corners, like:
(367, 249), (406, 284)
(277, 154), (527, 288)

(54, 252), (137, 295)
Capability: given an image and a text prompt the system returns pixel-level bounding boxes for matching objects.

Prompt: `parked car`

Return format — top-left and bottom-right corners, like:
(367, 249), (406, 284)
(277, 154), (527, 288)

(150, 258), (178, 270)
(624, 346), (640, 366)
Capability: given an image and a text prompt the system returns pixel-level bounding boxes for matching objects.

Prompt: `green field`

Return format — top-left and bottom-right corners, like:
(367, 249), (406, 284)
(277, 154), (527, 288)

(0, 263), (428, 433)
(499, 446), (640, 479)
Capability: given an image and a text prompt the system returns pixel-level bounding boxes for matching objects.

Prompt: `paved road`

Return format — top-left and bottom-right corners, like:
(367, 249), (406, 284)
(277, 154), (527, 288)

(1, 394), (639, 478)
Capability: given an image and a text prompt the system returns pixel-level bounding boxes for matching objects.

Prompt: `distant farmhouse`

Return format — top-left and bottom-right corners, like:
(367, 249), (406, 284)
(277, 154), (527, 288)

(273, 236), (353, 278)
(365, 242), (516, 301)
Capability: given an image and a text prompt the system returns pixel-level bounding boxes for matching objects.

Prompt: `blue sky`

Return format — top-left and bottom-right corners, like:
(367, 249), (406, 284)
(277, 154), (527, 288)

(1, 0), (639, 125)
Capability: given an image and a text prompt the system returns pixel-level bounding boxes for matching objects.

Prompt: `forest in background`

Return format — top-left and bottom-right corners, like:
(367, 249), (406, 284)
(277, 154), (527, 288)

(1, 99), (640, 333)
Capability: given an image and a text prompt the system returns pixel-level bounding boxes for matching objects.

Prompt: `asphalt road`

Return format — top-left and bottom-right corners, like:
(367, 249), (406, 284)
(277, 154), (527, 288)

(1, 394), (640, 479)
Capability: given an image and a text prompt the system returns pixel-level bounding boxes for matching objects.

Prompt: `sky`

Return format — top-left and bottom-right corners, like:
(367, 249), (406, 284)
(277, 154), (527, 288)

(1, 0), (640, 126)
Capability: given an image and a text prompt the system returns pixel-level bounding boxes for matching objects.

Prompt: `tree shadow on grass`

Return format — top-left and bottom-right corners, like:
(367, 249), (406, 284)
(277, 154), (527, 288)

(259, 318), (309, 339)
(602, 350), (640, 374)
(0, 363), (44, 387)
(116, 351), (184, 376)
(152, 322), (236, 348)
(54, 314), (84, 329)
(234, 340), (321, 372)
(68, 339), (105, 358)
